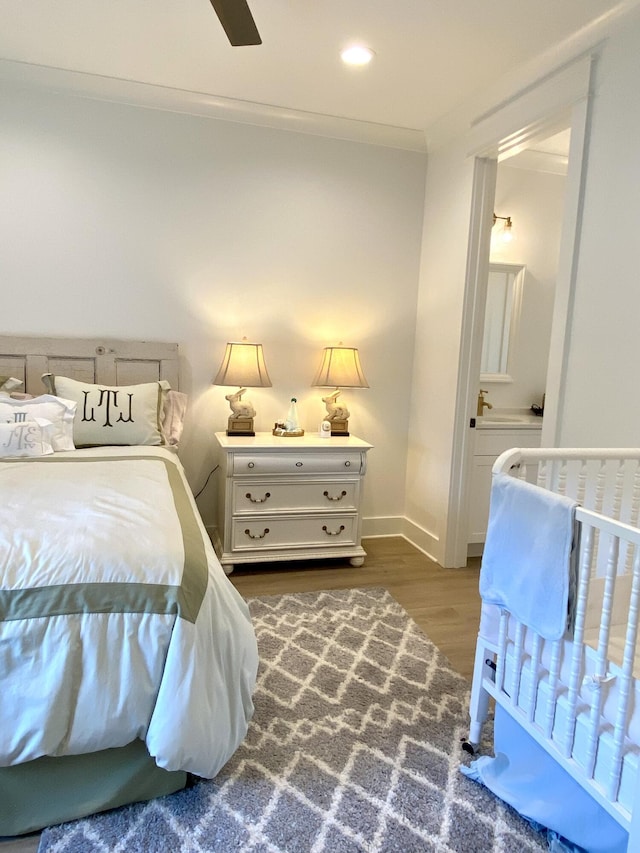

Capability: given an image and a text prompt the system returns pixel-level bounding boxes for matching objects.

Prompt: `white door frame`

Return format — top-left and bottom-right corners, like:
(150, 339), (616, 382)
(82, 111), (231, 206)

(442, 57), (594, 568)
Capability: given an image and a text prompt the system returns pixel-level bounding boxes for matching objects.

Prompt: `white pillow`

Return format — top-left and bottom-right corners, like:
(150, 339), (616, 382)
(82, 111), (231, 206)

(0, 395), (76, 452)
(42, 375), (170, 447)
(0, 417), (54, 458)
(0, 376), (23, 397)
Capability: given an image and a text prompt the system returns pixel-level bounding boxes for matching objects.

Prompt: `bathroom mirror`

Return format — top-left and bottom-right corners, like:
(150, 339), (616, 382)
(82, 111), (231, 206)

(480, 262), (525, 382)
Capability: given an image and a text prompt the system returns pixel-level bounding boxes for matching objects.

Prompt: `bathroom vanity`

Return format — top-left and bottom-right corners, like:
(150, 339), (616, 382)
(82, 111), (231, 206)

(468, 412), (542, 551)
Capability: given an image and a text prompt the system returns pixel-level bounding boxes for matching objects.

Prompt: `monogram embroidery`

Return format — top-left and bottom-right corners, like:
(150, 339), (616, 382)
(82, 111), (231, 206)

(81, 390), (135, 428)
(2, 422), (40, 451)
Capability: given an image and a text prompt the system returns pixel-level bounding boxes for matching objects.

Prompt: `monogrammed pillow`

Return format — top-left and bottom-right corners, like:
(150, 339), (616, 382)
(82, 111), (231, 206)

(0, 394), (77, 451)
(0, 418), (54, 458)
(42, 375), (170, 447)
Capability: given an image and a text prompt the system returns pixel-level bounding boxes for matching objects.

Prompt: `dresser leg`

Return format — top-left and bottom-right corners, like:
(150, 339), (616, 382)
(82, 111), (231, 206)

(222, 562), (234, 575)
(349, 556), (365, 567)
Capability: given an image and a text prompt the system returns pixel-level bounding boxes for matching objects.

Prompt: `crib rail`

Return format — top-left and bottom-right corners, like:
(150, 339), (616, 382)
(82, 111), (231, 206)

(494, 448), (640, 531)
(471, 448), (640, 835)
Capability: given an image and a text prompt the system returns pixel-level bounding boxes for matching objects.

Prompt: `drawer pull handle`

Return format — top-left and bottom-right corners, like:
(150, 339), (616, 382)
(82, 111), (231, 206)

(344, 461), (351, 467)
(323, 490), (347, 502)
(247, 462), (255, 469)
(246, 492), (271, 503)
(295, 461), (303, 467)
(322, 524), (345, 537)
(244, 528), (270, 540)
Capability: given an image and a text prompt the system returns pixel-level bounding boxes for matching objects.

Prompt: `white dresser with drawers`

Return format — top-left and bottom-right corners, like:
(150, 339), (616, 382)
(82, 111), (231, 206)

(213, 432), (372, 573)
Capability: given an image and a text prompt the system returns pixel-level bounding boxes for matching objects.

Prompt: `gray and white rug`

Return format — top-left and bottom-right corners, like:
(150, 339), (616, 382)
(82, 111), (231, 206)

(38, 587), (547, 852)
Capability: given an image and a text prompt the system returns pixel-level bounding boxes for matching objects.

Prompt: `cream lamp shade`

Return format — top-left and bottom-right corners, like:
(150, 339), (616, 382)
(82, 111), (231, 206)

(312, 345), (368, 436)
(311, 346), (369, 389)
(213, 340), (272, 388)
(213, 340), (272, 436)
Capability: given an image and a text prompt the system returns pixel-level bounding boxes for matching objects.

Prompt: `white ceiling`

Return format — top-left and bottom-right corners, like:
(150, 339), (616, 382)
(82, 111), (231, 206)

(0, 0), (628, 133)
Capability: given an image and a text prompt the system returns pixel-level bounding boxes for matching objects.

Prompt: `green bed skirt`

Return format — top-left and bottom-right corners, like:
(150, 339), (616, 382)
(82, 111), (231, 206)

(0, 739), (187, 837)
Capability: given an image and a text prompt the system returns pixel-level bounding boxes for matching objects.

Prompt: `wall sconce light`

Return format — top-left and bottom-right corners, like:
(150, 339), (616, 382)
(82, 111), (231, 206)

(212, 338), (272, 436)
(311, 343), (369, 436)
(493, 213), (514, 243)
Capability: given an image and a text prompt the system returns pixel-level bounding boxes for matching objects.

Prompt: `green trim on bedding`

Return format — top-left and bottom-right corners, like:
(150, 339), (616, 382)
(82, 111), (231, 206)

(0, 740), (186, 836)
(0, 455), (209, 624)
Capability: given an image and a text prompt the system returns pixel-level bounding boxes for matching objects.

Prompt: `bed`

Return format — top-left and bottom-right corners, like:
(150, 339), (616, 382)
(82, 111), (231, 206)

(0, 336), (258, 836)
(465, 447), (640, 852)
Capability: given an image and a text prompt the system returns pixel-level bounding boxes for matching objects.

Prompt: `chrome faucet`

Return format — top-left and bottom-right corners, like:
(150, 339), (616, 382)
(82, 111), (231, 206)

(477, 389), (493, 417)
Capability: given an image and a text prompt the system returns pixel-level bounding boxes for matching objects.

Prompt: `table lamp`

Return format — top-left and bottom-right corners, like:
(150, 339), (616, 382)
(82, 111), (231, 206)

(311, 344), (369, 436)
(213, 339), (272, 436)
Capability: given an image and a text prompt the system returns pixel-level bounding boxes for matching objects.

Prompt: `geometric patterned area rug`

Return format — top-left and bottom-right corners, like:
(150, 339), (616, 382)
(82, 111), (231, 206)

(38, 587), (547, 852)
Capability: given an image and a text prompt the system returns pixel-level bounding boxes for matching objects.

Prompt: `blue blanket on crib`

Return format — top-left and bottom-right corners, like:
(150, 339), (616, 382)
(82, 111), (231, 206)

(480, 473), (577, 641)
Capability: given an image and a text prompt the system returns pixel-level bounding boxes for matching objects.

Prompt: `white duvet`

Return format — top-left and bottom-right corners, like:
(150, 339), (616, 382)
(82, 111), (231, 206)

(0, 447), (258, 778)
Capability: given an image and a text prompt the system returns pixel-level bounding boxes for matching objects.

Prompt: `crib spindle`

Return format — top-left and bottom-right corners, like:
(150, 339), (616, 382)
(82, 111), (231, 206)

(563, 523), (594, 758)
(612, 460), (626, 520)
(607, 545), (640, 802)
(610, 462), (626, 564)
(584, 533), (619, 779)
(544, 640), (563, 740)
(631, 462), (640, 532)
(496, 610), (509, 697)
(625, 462), (640, 573)
(510, 622), (525, 707)
(557, 461), (568, 497)
(575, 460), (588, 507)
(527, 634), (542, 724)
(536, 458), (548, 490)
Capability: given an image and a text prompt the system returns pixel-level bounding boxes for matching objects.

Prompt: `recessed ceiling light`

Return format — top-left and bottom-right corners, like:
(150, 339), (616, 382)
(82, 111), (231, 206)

(340, 45), (375, 66)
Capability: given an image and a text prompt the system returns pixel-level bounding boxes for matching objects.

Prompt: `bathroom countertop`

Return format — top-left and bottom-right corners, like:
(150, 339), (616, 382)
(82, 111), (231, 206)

(475, 409), (543, 429)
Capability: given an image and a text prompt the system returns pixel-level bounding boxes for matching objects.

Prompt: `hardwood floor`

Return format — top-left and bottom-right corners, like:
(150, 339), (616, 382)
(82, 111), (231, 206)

(0, 536), (482, 851)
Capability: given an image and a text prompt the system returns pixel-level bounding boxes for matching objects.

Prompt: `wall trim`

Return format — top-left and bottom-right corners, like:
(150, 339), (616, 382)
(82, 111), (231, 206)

(0, 58), (427, 153)
(466, 56), (593, 158)
(400, 517), (440, 564)
(425, 1), (640, 152)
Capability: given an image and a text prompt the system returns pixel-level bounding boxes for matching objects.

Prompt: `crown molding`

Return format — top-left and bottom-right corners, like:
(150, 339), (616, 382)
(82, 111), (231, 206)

(424, 0), (640, 152)
(0, 58), (427, 153)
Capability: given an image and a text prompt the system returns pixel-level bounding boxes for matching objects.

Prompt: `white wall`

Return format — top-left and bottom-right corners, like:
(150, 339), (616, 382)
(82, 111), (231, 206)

(484, 163), (567, 410)
(406, 6), (640, 565)
(558, 16), (640, 446)
(404, 137), (475, 559)
(1, 84), (427, 529)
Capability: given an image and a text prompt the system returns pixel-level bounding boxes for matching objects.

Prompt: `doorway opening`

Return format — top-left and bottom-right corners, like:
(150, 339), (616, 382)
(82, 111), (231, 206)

(443, 77), (592, 568)
(466, 128), (572, 558)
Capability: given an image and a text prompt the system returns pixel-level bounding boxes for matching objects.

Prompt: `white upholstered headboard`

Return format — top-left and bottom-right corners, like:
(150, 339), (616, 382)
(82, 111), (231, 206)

(0, 336), (180, 394)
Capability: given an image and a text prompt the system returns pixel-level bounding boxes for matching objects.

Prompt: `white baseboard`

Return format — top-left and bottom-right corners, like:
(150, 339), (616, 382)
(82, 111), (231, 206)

(399, 517), (440, 564)
(363, 516), (441, 564)
(467, 542), (484, 559)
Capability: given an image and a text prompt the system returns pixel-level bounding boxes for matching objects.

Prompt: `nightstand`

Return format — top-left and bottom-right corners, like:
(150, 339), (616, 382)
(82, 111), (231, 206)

(212, 432), (372, 573)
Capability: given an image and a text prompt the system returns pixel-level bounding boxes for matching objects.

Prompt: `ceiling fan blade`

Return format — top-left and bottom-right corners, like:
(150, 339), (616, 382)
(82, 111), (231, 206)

(209, 0), (262, 46)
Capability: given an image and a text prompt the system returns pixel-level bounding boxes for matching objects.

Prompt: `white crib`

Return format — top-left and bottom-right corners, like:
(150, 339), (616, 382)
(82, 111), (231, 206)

(468, 448), (640, 852)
